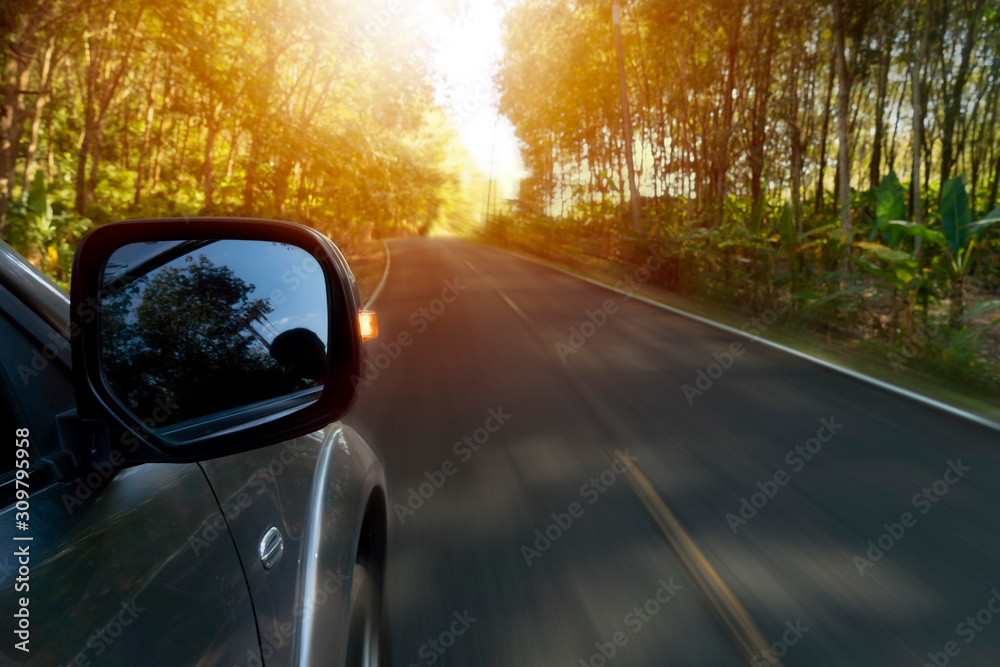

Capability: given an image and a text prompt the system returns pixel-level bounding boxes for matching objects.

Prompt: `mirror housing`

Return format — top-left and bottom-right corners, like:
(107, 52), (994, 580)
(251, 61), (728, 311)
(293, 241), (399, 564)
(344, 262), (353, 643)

(70, 218), (364, 463)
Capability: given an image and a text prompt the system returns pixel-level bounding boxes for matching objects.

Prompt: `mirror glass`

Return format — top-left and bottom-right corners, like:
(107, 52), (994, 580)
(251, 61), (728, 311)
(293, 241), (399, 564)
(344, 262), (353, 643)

(100, 240), (329, 443)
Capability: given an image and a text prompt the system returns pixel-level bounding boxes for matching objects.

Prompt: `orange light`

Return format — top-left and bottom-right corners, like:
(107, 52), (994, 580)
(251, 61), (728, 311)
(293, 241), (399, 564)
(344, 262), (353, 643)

(359, 310), (378, 342)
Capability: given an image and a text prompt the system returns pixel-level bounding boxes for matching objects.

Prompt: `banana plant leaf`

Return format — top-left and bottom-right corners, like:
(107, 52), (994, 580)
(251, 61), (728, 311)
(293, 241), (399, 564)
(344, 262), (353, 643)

(875, 171), (906, 245)
(778, 199), (796, 250)
(882, 220), (947, 247)
(959, 300), (1000, 324)
(961, 205), (1000, 235)
(851, 256), (896, 285)
(941, 176), (972, 253)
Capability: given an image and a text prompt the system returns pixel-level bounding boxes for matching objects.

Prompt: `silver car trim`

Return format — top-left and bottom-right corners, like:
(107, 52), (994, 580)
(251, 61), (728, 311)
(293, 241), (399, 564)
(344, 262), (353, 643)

(259, 526), (284, 570)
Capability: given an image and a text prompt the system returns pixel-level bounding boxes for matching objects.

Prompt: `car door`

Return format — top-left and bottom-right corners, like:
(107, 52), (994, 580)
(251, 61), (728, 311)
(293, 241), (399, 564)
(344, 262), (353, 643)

(198, 421), (387, 667)
(0, 269), (263, 666)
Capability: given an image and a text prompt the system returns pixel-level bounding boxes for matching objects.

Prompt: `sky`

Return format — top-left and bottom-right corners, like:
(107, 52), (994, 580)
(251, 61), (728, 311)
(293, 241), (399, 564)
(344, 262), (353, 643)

(418, 0), (527, 199)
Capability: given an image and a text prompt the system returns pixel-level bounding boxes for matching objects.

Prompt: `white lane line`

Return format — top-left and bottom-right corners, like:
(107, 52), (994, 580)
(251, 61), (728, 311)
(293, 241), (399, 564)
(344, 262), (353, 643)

(613, 449), (781, 667)
(466, 256), (527, 321)
(363, 240), (391, 309)
(464, 245), (781, 663)
(496, 288), (528, 321)
(502, 248), (1000, 435)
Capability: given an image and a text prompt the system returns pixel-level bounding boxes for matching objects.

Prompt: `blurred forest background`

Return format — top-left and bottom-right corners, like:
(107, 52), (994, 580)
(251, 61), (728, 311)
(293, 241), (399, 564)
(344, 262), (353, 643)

(493, 0), (1000, 397)
(1, 0), (478, 291)
(4, 0), (1000, 401)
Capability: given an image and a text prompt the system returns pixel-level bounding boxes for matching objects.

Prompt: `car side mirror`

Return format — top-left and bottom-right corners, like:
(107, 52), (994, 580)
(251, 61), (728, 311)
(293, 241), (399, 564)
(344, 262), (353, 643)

(70, 218), (364, 462)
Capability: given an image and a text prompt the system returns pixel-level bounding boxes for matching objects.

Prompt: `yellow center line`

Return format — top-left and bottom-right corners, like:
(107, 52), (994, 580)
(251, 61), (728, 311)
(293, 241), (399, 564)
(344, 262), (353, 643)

(612, 449), (781, 667)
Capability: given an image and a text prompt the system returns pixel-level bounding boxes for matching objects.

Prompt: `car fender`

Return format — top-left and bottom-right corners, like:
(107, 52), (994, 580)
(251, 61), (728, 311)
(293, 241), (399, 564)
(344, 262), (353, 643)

(198, 422), (386, 667)
(293, 422), (387, 667)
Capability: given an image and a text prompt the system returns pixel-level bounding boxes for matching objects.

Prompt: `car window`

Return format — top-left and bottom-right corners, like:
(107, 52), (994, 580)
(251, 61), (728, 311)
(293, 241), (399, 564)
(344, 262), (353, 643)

(0, 334), (26, 508)
(0, 286), (74, 470)
(0, 389), (14, 479)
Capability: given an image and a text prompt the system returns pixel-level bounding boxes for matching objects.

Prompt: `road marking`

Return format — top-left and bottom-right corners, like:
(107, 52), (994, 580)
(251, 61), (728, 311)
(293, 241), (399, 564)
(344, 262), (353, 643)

(611, 449), (782, 667)
(365, 240), (781, 662)
(363, 240), (391, 309)
(504, 248), (1000, 435)
(447, 244), (779, 664)
(467, 257), (528, 321)
(496, 289), (528, 321)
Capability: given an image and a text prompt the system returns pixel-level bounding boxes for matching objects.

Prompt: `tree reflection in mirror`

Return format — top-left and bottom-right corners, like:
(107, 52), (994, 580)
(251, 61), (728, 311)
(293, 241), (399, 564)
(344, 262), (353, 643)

(100, 240), (329, 432)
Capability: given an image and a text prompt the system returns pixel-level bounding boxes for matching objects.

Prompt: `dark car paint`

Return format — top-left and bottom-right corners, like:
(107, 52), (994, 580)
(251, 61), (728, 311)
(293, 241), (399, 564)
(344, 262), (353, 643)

(0, 239), (387, 666)
(0, 462), (262, 666)
(201, 425), (385, 667)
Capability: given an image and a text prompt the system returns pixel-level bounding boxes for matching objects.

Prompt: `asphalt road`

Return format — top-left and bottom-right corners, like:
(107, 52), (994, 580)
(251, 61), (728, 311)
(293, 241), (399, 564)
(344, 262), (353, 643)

(345, 237), (1000, 667)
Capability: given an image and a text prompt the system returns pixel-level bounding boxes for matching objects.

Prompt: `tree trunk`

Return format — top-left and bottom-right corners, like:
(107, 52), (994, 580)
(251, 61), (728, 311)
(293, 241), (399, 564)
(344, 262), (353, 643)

(968, 83), (997, 215)
(988, 151), (1000, 214)
(75, 7), (140, 213)
(0, 0), (63, 230)
(612, 0), (641, 233)
(790, 92), (804, 234)
(832, 0), (852, 241)
(174, 118), (191, 177)
(151, 115), (168, 193)
(74, 105), (94, 213)
(273, 159), (291, 217)
(870, 34), (891, 191)
(225, 125), (241, 180)
(0, 61), (31, 230)
(242, 129), (260, 214)
(887, 72), (908, 172)
(85, 120), (106, 207)
(203, 119), (218, 209)
(21, 40), (55, 196)
(715, 8), (741, 227)
(939, 0), (982, 189)
(749, 21), (777, 208)
(121, 99), (130, 171)
(815, 48), (836, 212)
(911, 0), (933, 226)
(134, 96), (156, 205)
(44, 102), (54, 180)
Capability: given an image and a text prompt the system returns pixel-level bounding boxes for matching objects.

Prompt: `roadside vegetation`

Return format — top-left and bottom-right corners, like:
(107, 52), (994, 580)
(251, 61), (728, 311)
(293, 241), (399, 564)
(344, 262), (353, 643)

(491, 0), (1000, 403)
(1, 0), (474, 291)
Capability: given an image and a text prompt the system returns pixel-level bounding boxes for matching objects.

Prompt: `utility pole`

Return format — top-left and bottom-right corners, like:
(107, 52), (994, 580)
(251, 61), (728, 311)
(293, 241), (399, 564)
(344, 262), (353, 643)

(613, 0), (642, 234)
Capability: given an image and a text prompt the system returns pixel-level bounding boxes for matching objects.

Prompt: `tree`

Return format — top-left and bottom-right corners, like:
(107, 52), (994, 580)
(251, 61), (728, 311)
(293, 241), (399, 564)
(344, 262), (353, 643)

(102, 253), (294, 424)
(832, 0), (852, 241)
(1, 0), (467, 266)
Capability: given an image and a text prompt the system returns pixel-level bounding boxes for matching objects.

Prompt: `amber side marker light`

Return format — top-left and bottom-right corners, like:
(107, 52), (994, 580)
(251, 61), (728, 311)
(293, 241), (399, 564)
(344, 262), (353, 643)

(359, 310), (379, 342)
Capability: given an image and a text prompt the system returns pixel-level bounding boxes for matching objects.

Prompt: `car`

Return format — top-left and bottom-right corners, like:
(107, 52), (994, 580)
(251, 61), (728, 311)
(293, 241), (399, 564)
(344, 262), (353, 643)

(0, 217), (390, 666)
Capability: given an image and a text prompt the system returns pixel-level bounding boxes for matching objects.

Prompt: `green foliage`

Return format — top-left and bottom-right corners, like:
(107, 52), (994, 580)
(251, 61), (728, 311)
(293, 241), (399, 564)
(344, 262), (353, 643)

(5, 172), (91, 288)
(882, 220), (947, 247)
(960, 300), (1000, 327)
(492, 0), (1000, 394)
(941, 176), (972, 253)
(875, 172), (906, 244)
(778, 199), (796, 251)
(965, 204), (1000, 235)
(1, 0), (473, 282)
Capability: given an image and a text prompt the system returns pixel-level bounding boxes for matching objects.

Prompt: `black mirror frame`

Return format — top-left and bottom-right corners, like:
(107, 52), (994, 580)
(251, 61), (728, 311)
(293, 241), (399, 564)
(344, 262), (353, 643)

(70, 217), (363, 463)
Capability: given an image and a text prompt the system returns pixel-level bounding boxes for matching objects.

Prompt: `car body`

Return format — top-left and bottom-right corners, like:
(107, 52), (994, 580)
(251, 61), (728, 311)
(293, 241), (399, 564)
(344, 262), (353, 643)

(0, 219), (389, 666)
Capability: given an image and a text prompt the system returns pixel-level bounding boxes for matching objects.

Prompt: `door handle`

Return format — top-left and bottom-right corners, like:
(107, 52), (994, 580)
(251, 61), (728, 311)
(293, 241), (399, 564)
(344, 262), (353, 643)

(259, 526), (284, 570)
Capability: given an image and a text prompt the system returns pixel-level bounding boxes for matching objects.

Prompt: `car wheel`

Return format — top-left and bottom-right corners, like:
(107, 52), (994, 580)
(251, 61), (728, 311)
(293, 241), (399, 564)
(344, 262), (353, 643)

(345, 562), (391, 667)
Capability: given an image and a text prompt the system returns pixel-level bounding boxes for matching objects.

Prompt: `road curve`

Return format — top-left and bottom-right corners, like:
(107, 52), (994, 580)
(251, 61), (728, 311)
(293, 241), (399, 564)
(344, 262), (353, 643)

(345, 237), (1000, 667)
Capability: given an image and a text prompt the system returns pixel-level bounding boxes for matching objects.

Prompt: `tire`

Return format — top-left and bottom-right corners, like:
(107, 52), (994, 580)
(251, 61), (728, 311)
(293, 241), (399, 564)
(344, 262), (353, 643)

(344, 563), (391, 667)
